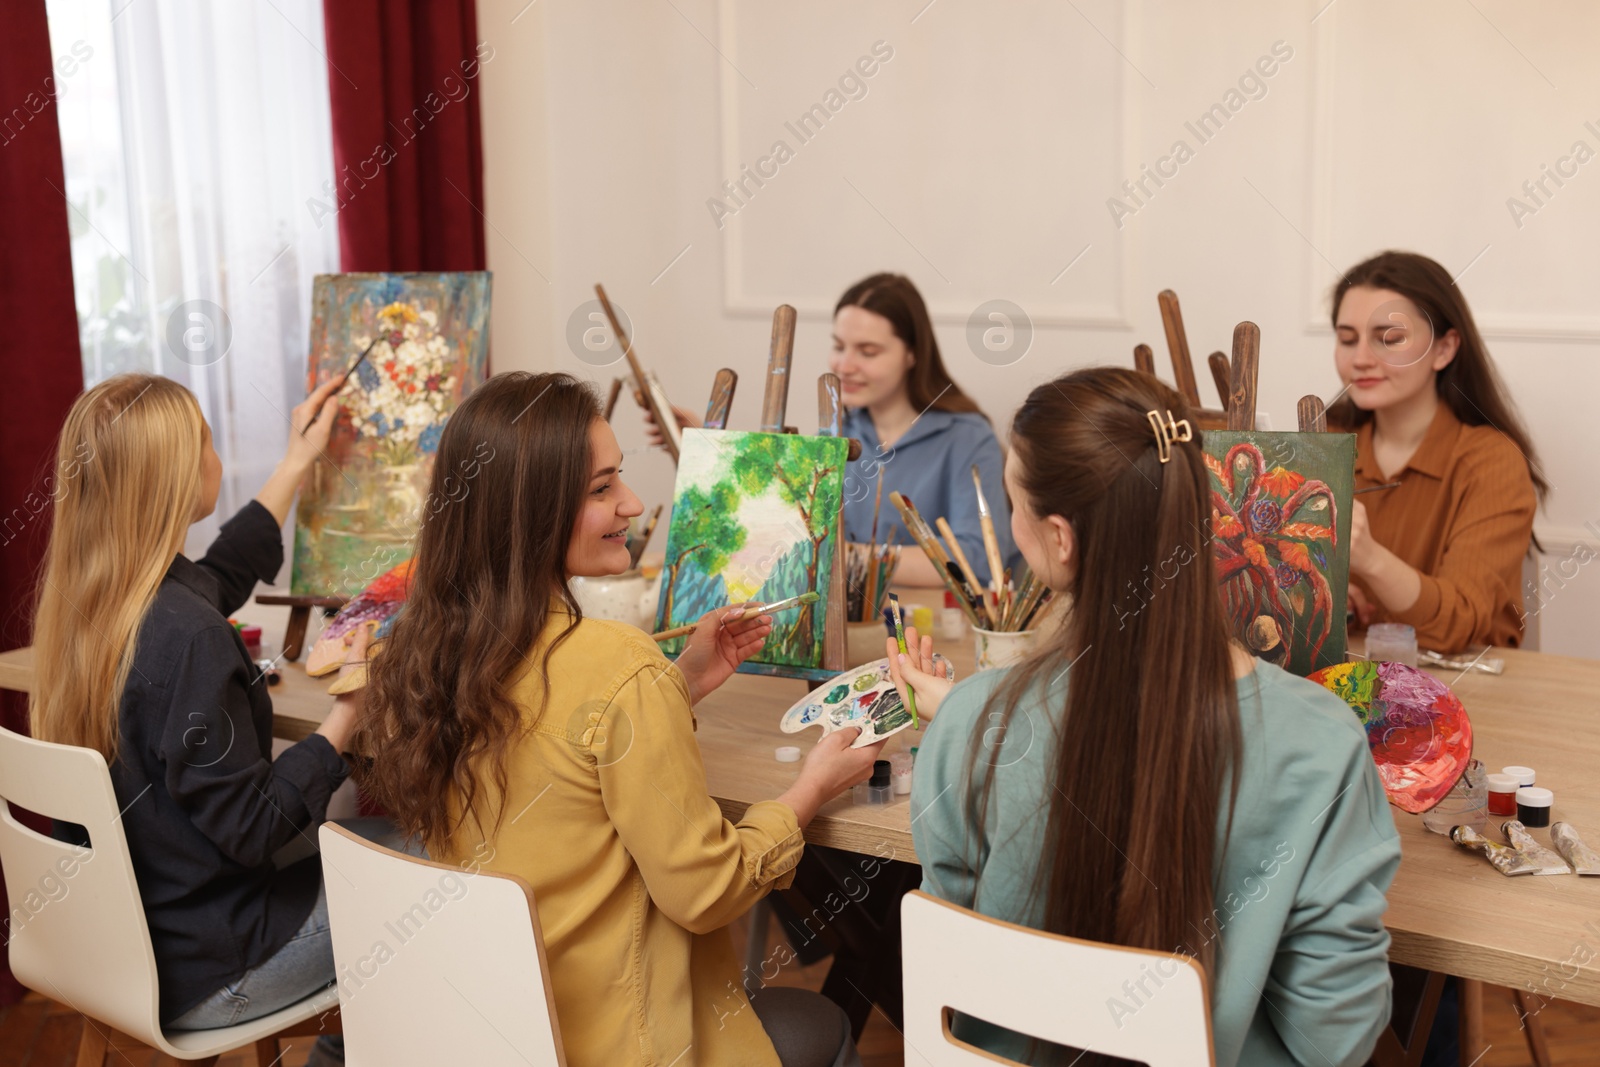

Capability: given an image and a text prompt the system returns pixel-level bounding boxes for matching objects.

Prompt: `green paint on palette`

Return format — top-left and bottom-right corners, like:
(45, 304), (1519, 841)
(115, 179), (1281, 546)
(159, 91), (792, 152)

(851, 673), (877, 692)
(824, 684), (851, 704)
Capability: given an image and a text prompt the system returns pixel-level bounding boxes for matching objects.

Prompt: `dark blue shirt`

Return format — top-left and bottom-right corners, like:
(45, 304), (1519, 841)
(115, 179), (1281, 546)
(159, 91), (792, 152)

(840, 406), (1020, 586)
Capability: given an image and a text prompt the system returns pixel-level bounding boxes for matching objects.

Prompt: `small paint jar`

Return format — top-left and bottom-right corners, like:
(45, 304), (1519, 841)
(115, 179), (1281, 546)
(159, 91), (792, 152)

(853, 760), (894, 805)
(890, 751), (914, 795)
(1502, 765), (1536, 788)
(1486, 773), (1521, 817)
(1518, 787), (1553, 828)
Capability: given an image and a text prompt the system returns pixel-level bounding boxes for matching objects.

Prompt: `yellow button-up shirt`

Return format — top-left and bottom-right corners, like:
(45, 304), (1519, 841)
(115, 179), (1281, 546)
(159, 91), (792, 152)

(440, 613), (804, 1066)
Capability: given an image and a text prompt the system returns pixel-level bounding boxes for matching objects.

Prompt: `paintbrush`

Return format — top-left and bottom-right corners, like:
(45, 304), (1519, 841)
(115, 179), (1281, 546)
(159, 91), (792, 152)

(942, 562), (988, 626)
(863, 469), (887, 619)
(300, 337), (381, 434)
(1354, 481), (1402, 495)
(627, 504), (663, 570)
(936, 516), (994, 627)
(888, 493), (952, 570)
(650, 590), (819, 642)
(887, 593), (919, 728)
(1017, 586), (1052, 630)
(888, 492), (982, 626)
(971, 465), (1005, 597)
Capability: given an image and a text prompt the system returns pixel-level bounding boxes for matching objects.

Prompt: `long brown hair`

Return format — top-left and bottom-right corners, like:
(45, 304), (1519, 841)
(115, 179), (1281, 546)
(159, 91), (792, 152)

(1328, 250), (1548, 503)
(835, 272), (984, 418)
(968, 368), (1242, 979)
(33, 375), (205, 760)
(356, 372), (600, 854)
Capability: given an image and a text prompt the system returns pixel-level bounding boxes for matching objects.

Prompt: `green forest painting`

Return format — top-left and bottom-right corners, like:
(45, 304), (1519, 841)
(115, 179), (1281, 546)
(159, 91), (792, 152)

(654, 429), (849, 674)
(1205, 431), (1355, 676)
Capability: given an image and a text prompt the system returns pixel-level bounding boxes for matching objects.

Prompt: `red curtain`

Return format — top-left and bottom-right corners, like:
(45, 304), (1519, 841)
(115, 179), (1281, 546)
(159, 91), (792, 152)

(0, 0), (87, 1005)
(321, 0), (488, 272)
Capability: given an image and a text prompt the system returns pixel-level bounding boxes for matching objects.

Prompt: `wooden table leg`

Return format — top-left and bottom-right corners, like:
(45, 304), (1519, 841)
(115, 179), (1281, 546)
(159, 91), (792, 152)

(1458, 978), (1485, 1063)
(1511, 988), (1555, 1067)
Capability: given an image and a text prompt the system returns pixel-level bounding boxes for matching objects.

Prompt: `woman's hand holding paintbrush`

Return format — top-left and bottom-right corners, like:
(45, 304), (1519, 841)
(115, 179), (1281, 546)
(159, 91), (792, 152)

(654, 591), (819, 703)
(255, 376), (345, 525)
(670, 603), (776, 705)
(885, 625), (954, 725)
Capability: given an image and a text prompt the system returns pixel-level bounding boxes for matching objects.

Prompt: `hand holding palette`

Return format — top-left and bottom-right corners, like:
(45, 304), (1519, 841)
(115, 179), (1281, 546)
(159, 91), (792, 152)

(781, 658), (915, 749)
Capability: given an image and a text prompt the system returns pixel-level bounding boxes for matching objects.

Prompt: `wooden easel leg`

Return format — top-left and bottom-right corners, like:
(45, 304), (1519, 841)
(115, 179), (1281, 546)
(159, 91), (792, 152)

(74, 1022), (108, 1067)
(282, 605), (312, 661)
(1511, 988), (1555, 1067)
(254, 1036), (281, 1065)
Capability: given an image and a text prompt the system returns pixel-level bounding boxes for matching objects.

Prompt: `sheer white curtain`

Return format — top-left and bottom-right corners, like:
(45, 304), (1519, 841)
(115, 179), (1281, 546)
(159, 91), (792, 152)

(48, 0), (338, 564)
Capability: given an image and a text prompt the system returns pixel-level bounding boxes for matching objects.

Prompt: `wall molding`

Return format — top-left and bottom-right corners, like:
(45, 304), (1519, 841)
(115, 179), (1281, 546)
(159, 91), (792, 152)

(1302, 5), (1600, 343)
(713, 0), (1138, 328)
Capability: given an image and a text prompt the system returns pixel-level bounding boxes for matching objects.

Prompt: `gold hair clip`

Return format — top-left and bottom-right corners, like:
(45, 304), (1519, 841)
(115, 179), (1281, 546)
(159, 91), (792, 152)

(1146, 409), (1193, 464)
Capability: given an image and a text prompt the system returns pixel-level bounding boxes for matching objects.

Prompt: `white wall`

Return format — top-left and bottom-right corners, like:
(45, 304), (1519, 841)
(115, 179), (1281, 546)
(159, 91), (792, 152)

(476, 0), (1600, 658)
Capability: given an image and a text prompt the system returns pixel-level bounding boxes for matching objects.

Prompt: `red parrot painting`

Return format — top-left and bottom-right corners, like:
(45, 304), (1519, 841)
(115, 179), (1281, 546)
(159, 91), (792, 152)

(1204, 434), (1354, 676)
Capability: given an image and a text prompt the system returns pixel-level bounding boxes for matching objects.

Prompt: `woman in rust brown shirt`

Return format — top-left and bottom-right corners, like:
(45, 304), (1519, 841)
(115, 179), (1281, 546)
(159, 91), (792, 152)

(1328, 251), (1545, 652)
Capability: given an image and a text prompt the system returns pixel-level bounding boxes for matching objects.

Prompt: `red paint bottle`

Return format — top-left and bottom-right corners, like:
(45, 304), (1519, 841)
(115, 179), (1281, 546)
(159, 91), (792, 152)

(1485, 773), (1520, 817)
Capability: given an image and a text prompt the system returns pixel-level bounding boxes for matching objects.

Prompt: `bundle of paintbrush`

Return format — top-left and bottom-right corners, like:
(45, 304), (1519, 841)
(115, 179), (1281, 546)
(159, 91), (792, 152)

(625, 504), (663, 570)
(888, 491), (1051, 632)
(846, 541), (901, 623)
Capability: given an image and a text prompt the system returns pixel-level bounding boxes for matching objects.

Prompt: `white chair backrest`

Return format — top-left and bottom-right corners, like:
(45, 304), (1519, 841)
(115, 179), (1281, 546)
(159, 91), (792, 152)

(318, 823), (566, 1066)
(0, 724), (165, 1044)
(901, 891), (1214, 1067)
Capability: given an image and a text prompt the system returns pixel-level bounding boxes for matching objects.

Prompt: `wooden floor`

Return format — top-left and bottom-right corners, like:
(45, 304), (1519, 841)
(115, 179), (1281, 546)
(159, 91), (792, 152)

(4, 950), (1599, 1066)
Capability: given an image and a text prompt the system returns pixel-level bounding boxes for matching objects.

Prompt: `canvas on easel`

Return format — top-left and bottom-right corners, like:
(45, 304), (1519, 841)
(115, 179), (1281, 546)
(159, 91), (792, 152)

(291, 272), (490, 597)
(1205, 430), (1355, 676)
(654, 428), (849, 680)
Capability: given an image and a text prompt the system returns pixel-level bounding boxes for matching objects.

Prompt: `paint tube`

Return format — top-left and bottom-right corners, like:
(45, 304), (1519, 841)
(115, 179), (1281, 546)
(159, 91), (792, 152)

(1500, 821), (1572, 875)
(1552, 822), (1600, 876)
(1449, 825), (1539, 876)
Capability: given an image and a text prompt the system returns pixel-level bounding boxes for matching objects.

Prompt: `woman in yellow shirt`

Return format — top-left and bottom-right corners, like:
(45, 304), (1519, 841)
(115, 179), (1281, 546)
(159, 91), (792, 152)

(358, 372), (881, 1067)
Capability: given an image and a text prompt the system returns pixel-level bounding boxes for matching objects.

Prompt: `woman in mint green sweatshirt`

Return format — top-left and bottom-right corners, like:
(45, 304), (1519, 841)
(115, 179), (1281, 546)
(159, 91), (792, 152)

(889, 367), (1401, 1066)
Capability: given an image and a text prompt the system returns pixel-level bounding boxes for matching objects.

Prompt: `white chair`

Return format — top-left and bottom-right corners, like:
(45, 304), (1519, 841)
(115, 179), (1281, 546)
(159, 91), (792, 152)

(900, 890), (1214, 1066)
(0, 724), (337, 1066)
(318, 822), (567, 1065)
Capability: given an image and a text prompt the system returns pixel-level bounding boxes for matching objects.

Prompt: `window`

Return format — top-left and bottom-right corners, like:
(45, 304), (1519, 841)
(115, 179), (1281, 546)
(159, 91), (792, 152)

(47, 0), (339, 556)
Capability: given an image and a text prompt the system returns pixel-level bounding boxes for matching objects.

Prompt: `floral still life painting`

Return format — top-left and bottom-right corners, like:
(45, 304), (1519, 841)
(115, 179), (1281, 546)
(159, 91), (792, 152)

(1204, 431), (1355, 676)
(291, 272), (490, 597)
(654, 429), (849, 676)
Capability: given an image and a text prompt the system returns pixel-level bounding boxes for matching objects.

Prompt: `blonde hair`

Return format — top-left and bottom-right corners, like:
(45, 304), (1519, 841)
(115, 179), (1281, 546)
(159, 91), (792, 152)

(31, 374), (206, 761)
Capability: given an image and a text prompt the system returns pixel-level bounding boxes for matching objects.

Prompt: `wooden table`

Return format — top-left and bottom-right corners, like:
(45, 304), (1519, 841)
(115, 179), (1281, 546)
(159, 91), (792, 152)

(5, 628), (1599, 1007)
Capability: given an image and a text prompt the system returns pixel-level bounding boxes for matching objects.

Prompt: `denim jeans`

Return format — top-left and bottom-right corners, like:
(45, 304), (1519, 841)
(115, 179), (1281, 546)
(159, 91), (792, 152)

(166, 817), (420, 1063)
(167, 878), (342, 1060)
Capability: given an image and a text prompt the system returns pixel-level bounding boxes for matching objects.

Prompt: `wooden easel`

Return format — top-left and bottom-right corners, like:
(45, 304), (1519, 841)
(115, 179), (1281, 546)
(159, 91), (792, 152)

(659, 303), (859, 680)
(1134, 290), (1230, 429)
(256, 592), (347, 662)
(1135, 290), (1333, 434)
(595, 282), (682, 462)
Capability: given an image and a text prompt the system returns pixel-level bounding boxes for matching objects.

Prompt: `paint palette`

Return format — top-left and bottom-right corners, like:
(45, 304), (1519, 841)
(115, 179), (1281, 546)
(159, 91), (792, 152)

(780, 658), (914, 749)
(1307, 660), (1473, 814)
(305, 559), (413, 676)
